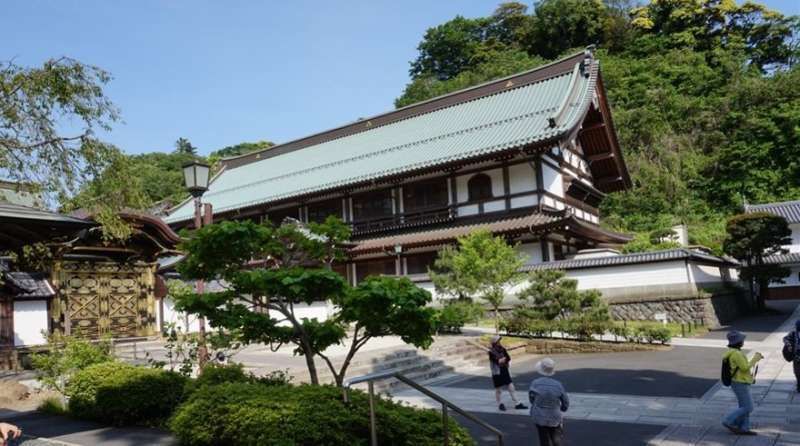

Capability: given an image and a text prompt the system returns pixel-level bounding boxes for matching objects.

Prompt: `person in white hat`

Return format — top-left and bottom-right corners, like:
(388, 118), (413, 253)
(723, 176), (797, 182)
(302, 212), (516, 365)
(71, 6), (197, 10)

(488, 335), (526, 411)
(529, 358), (569, 446)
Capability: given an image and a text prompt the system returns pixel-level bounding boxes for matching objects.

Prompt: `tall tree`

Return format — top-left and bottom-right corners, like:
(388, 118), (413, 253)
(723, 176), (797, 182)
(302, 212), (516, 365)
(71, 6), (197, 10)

(174, 137), (197, 155)
(517, 270), (608, 320)
(175, 218), (435, 386)
(0, 57), (119, 203)
(430, 230), (525, 333)
(723, 212), (792, 310)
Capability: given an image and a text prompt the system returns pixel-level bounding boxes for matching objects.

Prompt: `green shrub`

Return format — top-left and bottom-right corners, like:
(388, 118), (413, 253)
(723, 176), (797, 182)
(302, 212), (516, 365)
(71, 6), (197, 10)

(434, 300), (484, 333)
(609, 325), (631, 342)
(67, 362), (187, 426)
(30, 333), (113, 394)
(37, 396), (67, 415)
(641, 326), (672, 344)
(185, 363), (291, 396)
(170, 383), (475, 446)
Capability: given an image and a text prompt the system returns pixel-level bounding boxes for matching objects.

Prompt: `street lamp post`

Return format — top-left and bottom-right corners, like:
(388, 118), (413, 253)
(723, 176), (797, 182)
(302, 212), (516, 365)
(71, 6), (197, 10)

(182, 160), (211, 369)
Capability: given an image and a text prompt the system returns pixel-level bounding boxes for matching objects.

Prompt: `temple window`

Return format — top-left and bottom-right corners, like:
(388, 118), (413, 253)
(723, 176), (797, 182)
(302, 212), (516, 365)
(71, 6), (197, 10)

(468, 173), (493, 201)
(307, 198), (342, 223)
(355, 258), (396, 283)
(352, 189), (393, 222)
(403, 178), (449, 212)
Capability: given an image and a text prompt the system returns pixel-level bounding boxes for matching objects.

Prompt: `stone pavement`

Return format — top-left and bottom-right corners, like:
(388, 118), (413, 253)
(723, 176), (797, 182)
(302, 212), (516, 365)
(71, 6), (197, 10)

(394, 303), (800, 445)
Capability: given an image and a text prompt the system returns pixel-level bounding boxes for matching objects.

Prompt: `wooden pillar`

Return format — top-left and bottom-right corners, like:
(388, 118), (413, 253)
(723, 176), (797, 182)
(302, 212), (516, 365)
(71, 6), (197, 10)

(540, 237), (550, 262)
(535, 155), (544, 209)
(502, 162), (511, 210)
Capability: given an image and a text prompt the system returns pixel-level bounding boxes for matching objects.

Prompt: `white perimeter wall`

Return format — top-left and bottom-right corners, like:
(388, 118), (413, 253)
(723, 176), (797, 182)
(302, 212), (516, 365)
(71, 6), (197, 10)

(786, 223), (800, 253)
(772, 265), (800, 288)
(14, 300), (48, 346)
(158, 296), (201, 333)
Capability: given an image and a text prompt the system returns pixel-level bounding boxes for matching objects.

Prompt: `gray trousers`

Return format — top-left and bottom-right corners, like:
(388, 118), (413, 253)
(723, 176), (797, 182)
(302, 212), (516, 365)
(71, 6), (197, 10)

(795, 361), (800, 389)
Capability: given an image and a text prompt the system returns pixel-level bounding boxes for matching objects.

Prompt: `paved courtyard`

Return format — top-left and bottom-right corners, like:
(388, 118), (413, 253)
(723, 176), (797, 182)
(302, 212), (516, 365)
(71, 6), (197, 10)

(395, 300), (800, 445)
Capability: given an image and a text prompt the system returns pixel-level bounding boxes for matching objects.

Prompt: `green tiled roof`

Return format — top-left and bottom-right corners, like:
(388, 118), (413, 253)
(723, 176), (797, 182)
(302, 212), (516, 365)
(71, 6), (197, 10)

(167, 51), (599, 223)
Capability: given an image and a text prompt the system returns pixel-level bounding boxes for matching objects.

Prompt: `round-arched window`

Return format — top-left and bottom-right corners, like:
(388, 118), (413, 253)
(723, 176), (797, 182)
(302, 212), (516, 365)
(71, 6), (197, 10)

(468, 174), (493, 201)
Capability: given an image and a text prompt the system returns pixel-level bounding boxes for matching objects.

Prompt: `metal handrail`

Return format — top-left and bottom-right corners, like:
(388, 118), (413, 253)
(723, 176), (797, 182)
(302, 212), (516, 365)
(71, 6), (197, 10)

(344, 370), (504, 446)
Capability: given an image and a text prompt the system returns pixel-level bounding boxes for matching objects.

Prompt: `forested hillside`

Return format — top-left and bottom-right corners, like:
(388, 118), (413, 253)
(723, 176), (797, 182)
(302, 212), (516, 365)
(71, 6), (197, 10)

(396, 0), (800, 252)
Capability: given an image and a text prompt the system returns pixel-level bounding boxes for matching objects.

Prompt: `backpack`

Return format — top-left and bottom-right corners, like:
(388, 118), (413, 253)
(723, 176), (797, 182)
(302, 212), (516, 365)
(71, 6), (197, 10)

(783, 331), (797, 362)
(721, 356), (734, 387)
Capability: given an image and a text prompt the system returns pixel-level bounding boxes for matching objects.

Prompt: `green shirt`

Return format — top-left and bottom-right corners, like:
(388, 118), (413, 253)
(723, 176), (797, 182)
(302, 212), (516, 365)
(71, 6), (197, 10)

(723, 348), (759, 384)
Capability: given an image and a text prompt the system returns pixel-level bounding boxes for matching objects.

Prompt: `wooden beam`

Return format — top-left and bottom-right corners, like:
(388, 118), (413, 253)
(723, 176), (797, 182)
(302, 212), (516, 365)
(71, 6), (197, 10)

(595, 176), (623, 188)
(588, 151), (614, 164)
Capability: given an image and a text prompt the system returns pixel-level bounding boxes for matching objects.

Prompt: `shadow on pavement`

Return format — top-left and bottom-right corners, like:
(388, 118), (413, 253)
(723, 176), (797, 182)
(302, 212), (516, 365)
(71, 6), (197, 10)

(704, 299), (799, 343)
(450, 346), (722, 398)
(455, 412), (665, 446)
(8, 412), (176, 446)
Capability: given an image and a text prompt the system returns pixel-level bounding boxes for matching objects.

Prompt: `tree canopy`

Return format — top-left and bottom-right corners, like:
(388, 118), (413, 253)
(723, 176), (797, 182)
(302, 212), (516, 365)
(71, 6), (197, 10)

(723, 212), (792, 309)
(398, 0), (800, 252)
(0, 57), (119, 204)
(175, 217), (436, 386)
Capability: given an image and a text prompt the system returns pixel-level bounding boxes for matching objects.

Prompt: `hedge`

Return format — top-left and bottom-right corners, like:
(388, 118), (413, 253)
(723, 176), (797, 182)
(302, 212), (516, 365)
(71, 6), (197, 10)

(500, 317), (672, 344)
(434, 300), (484, 333)
(170, 382), (475, 446)
(66, 361), (187, 426)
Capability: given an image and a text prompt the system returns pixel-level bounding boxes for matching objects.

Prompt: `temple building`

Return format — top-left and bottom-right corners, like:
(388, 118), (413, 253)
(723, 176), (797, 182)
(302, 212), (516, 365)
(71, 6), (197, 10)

(166, 49), (632, 286)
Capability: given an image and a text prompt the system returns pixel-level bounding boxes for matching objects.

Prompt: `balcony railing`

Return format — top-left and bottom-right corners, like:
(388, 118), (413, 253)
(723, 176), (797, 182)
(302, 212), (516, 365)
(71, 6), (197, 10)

(350, 205), (453, 235)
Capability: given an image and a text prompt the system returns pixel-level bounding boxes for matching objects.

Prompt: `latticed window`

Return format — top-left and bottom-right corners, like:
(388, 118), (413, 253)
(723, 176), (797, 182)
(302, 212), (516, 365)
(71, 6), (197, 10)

(468, 174), (493, 201)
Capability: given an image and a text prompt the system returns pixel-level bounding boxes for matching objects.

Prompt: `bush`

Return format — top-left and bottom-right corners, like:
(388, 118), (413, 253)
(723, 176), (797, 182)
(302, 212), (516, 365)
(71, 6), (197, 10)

(67, 362), (187, 426)
(640, 326), (672, 344)
(434, 300), (484, 333)
(609, 325), (631, 342)
(30, 333), (113, 394)
(170, 383), (475, 446)
(185, 363), (291, 396)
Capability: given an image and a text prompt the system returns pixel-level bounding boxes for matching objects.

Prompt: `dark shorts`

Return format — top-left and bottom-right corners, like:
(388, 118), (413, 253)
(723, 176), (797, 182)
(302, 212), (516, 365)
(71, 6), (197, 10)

(492, 367), (512, 388)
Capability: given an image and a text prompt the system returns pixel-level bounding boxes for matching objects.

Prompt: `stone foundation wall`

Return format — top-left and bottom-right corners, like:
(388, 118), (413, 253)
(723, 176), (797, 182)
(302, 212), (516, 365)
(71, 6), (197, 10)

(608, 288), (749, 328)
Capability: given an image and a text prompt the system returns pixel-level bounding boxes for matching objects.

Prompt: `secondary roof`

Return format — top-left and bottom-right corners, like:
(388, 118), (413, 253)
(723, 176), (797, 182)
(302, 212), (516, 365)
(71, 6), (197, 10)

(166, 48), (629, 224)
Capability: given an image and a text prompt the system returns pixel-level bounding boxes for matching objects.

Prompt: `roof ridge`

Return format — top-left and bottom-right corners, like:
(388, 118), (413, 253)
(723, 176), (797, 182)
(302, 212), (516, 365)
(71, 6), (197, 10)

(220, 50), (591, 170)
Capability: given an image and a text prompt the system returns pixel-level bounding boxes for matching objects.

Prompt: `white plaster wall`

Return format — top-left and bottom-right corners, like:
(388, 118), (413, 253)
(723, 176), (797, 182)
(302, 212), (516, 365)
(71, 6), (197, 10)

(508, 163), (537, 194)
(541, 157), (564, 198)
(159, 296), (201, 333)
(567, 261), (690, 290)
(510, 195), (537, 209)
(772, 265), (800, 288)
(785, 223), (800, 253)
(690, 264), (725, 284)
(270, 302), (332, 325)
(457, 204), (479, 216)
(517, 242), (543, 265)
(484, 199), (505, 213)
(14, 300), (48, 346)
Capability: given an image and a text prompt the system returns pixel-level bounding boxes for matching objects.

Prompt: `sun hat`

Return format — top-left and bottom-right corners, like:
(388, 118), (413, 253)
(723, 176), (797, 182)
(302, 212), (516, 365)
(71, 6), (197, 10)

(727, 330), (746, 347)
(535, 358), (556, 376)
(491, 335), (502, 344)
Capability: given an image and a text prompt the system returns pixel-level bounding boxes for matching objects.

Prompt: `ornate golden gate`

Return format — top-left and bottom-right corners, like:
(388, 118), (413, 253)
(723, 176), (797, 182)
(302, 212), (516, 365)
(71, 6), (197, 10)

(51, 261), (157, 339)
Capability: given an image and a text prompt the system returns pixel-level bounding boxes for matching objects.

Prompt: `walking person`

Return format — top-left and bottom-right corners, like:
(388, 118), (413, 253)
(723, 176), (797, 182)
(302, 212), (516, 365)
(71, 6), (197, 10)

(488, 335), (527, 411)
(529, 358), (569, 446)
(722, 330), (763, 436)
(783, 320), (800, 392)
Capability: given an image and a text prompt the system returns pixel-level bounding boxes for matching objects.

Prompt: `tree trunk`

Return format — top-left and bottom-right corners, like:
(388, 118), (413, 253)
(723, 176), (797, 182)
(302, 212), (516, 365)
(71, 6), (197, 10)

(494, 306), (499, 334)
(301, 339), (320, 385)
(756, 279), (768, 311)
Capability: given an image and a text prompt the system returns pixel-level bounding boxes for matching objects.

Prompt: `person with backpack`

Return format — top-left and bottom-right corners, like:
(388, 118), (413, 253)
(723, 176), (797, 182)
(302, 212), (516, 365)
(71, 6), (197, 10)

(488, 335), (527, 411)
(783, 320), (800, 392)
(721, 330), (763, 436)
(529, 358), (569, 446)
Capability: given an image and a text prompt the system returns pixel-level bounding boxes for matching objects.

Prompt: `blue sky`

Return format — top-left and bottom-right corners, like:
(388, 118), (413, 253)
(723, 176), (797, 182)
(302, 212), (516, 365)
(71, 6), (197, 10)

(4, 0), (798, 156)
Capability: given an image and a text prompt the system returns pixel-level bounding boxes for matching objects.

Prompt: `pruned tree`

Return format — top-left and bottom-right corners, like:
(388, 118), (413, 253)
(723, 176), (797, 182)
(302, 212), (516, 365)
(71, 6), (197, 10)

(430, 230), (525, 333)
(517, 269), (608, 321)
(174, 217), (435, 386)
(723, 212), (792, 310)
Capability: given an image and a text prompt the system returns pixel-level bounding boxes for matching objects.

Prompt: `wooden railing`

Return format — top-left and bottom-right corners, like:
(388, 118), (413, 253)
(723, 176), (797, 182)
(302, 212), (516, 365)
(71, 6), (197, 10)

(350, 206), (453, 234)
